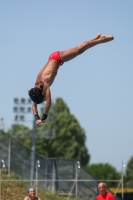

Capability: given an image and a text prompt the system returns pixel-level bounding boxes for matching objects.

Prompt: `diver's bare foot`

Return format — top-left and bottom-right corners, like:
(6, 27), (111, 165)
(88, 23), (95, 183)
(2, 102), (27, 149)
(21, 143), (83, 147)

(92, 33), (102, 41)
(96, 33), (102, 39)
(99, 34), (114, 43)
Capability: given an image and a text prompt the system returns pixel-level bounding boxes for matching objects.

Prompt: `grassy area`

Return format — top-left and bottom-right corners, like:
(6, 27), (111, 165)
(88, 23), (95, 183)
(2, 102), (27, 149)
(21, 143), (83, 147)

(1, 174), (71, 200)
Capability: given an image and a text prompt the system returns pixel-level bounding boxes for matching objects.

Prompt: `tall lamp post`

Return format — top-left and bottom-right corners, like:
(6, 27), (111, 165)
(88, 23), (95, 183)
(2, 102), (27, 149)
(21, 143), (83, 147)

(13, 98), (32, 122)
(12, 97), (56, 187)
(0, 160), (5, 200)
(13, 97), (36, 183)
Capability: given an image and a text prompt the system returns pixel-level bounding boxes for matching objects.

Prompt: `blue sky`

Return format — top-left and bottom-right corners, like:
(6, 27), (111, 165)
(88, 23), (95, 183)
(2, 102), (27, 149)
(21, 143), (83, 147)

(0, 0), (133, 172)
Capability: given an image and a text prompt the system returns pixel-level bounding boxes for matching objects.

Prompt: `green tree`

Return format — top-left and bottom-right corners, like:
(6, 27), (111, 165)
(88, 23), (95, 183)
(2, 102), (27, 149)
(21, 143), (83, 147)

(86, 163), (121, 187)
(0, 117), (5, 131)
(6, 124), (32, 148)
(36, 98), (90, 166)
(6, 98), (90, 166)
(124, 156), (133, 187)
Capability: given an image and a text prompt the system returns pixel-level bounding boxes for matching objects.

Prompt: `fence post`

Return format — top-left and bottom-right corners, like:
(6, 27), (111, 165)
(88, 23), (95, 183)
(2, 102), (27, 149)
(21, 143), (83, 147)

(122, 160), (126, 200)
(44, 159), (48, 190)
(0, 166), (1, 200)
(0, 160), (5, 200)
(36, 160), (40, 196)
(52, 160), (55, 194)
(76, 161), (78, 199)
(8, 138), (11, 177)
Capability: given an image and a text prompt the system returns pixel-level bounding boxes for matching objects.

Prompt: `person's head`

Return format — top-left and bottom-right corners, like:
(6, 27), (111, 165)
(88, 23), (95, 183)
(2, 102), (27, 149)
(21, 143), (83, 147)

(27, 188), (36, 197)
(28, 87), (45, 104)
(98, 182), (107, 195)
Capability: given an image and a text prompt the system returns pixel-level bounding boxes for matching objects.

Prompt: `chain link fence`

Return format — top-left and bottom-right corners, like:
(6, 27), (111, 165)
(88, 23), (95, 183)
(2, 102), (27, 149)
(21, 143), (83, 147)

(0, 130), (121, 199)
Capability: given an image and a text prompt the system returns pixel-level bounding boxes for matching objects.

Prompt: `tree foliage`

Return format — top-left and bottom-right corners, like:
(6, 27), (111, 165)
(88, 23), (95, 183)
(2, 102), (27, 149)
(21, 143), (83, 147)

(35, 98), (90, 165)
(0, 117), (5, 130)
(6, 124), (32, 147)
(124, 156), (133, 187)
(7, 98), (90, 166)
(86, 163), (121, 187)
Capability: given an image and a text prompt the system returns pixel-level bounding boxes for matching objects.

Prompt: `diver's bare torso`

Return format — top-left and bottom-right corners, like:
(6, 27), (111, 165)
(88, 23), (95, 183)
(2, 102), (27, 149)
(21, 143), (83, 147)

(35, 60), (60, 88)
(32, 60), (60, 124)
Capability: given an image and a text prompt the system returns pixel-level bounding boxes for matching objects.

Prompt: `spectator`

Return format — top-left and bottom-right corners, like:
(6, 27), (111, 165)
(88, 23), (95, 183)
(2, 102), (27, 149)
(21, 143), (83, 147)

(96, 182), (115, 200)
(23, 188), (41, 200)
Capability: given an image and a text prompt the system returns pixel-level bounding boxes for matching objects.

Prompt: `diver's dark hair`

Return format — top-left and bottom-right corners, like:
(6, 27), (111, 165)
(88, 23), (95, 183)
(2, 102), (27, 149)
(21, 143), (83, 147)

(28, 87), (44, 104)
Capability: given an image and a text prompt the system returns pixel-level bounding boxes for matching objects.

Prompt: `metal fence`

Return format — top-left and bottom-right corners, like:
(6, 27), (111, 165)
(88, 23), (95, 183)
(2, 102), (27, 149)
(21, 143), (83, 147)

(0, 130), (121, 200)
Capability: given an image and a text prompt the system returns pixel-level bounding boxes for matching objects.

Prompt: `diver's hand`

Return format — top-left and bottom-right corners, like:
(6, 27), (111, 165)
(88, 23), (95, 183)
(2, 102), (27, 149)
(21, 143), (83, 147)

(35, 119), (44, 126)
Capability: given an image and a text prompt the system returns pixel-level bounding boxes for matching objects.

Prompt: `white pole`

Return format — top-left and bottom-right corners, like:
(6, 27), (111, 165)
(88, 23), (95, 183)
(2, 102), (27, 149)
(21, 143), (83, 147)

(52, 160), (55, 194)
(36, 162), (37, 196)
(8, 138), (11, 177)
(0, 160), (5, 200)
(122, 160), (126, 200)
(122, 161), (123, 200)
(36, 160), (40, 197)
(75, 162), (77, 199)
(0, 167), (1, 200)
